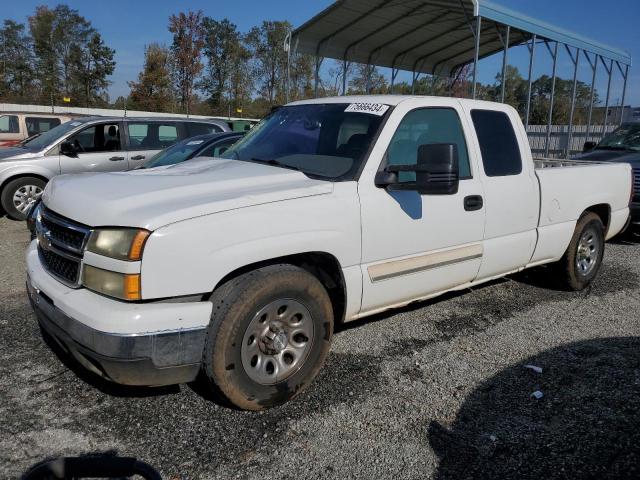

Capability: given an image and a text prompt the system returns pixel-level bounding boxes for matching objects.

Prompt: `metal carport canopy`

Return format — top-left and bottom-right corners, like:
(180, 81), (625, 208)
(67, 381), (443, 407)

(292, 0), (632, 77)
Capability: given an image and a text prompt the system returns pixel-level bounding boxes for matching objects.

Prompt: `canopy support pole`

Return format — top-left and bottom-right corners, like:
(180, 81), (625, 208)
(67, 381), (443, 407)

(565, 46), (580, 158)
(544, 41), (559, 157)
(314, 56), (323, 98)
(342, 58), (348, 95)
(390, 67), (399, 94)
(472, 15), (482, 99)
(524, 34), (536, 129)
(584, 52), (598, 144)
(499, 25), (510, 103)
(366, 64), (372, 94)
(600, 57), (613, 140)
(617, 62), (629, 125)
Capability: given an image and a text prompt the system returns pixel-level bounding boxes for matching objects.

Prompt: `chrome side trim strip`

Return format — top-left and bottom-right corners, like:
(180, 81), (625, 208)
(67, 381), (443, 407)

(368, 244), (483, 282)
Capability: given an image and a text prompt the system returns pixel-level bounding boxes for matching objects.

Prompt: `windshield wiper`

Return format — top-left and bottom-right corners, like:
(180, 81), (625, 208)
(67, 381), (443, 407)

(248, 157), (302, 172)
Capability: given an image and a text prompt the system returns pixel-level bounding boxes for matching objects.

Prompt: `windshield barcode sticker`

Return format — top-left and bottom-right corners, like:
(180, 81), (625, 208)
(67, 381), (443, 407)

(344, 103), (389, 116)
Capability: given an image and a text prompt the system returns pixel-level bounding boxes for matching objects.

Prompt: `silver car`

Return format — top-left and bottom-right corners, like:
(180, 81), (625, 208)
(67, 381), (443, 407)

(0, 116), (230, 219)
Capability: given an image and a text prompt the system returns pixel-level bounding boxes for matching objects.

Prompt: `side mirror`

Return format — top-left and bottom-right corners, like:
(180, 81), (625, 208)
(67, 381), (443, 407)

(583, 141), (597, 152)
(60, 141), (77, 157)
(376, 143), (459, 195)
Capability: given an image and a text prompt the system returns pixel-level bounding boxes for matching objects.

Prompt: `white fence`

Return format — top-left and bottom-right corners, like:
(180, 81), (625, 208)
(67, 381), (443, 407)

(0, 102), (257, 122)
(526, 124), (617, 158)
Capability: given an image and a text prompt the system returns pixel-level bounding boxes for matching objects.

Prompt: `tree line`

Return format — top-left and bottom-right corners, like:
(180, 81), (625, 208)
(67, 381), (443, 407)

(0, 4), (604, 122)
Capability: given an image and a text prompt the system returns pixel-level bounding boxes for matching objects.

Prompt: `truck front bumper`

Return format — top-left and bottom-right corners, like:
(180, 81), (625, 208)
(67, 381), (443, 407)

(26, 242), (212, 386)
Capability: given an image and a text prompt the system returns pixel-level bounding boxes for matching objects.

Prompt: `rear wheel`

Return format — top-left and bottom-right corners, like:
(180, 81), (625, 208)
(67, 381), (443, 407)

(1, 176), (45, 220)
(202, 264), (333, 410)
(554, 212), (605, 291)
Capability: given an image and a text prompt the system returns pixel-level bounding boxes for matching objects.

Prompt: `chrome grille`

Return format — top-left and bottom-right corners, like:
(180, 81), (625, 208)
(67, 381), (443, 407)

(35, 206), (91, 287)
(633, 169), (640, 202)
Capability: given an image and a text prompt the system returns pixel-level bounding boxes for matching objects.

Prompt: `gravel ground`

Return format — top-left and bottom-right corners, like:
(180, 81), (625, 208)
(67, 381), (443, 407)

(1, 216), (639, 479)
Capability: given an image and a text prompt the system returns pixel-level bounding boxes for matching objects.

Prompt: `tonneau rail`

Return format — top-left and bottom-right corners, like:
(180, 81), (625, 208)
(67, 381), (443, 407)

(533, 158), (607, 169)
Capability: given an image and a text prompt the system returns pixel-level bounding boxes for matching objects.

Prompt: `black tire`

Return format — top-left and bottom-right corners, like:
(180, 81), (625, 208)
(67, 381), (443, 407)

(202, 264), (334, 410)
(554, 212), (605, 291)
(1, 176), (46, 220)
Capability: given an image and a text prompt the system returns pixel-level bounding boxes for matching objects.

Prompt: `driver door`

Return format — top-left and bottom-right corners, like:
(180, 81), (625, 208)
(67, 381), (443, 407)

(357, 100), (486, 314)
(60, 121), (128, 174)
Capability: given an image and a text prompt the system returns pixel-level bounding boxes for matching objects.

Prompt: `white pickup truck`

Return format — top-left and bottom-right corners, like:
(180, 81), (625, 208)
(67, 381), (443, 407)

(26, 96), (631, 410)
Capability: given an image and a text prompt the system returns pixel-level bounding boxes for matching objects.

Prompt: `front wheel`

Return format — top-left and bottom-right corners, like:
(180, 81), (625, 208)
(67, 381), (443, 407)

(1, 176), (46, 220)
(554, 212), (605, 291)
(202, 264), (334, 410)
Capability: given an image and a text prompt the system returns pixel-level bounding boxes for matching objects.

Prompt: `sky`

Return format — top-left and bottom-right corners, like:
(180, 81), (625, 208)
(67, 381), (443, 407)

(2, 0), (639, 106)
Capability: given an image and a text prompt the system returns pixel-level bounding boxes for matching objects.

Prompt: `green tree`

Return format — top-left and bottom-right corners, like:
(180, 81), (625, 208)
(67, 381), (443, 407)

(246, 20), (291, 105)
(200, 18), (244, 114)
(168, 10), (205, 114)
(348, 63), (388, 94)
(28, 4), (115, 106)
(0, 20), (36, 101)
(128, 43), (174, 112)
(69, 33), (115, 107)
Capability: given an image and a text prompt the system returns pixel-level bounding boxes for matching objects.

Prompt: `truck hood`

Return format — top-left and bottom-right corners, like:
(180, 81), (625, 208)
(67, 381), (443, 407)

(43, 157), (334, 230)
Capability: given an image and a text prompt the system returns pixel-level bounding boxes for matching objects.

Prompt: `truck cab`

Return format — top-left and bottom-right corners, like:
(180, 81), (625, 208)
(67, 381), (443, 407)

(26, 96), (631, 410)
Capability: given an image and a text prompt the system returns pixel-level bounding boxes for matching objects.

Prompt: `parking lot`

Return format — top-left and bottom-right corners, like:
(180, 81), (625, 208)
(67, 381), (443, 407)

(1, 215), (639, 478)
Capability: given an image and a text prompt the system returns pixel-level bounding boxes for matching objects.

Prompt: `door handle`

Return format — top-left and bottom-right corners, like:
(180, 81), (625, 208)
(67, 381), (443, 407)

(131, 155), (145, 160)
(109, 156), (125, 161)
(464, 195), (483, 211)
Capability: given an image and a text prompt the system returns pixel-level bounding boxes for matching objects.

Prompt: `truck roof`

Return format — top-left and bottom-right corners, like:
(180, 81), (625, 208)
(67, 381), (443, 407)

(287, 95), (512, 110)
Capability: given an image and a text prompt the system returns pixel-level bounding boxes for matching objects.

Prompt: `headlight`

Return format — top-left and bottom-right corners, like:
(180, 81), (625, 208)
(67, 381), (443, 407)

(86, 228), (150, 261)
(82, 265), (141, 300)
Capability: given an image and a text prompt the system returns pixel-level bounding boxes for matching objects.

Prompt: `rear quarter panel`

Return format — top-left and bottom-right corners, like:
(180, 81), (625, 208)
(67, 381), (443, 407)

(530, 162), (631, 264)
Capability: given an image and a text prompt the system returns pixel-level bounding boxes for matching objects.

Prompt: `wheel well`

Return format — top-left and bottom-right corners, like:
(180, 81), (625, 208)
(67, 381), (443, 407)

(0, 173), (49, 196)
(211, 252), (347, 324)
(584, 204), (611, 234)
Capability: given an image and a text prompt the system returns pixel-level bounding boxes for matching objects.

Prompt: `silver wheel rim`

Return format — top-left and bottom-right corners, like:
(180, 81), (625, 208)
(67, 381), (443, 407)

(241, 299), (315, 385)
(576, 228), (599, 276)
(12, 184), (43, 214)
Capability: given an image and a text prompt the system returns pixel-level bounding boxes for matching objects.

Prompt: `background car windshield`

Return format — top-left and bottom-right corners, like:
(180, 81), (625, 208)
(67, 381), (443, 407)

(23, 121), (84, 150)
(143, 138), (206, 168)
(221, 103), (388, 179)
(598, 124), (640, 151)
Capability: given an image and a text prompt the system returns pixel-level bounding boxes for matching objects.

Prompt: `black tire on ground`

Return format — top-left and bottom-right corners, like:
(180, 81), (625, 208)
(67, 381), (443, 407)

(554, 212), (605, 291)
(201, 264), (334, 410)
(0, 176), (46, 220)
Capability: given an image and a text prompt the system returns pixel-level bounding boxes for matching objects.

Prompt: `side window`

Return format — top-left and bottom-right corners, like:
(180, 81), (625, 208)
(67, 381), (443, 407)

(67, 123), (121, 152)
(0, 115), (19, 134)
(186, 122), (222, 136)
(200, 137), (239, 158)
(128, 122), (178, 150)
(386, 108), (471, 182)
(26, 117), (61, 136)
(471, 110), (522, 177)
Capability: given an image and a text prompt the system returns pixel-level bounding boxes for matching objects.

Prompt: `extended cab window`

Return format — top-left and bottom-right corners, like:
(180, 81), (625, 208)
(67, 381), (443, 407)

(0, 115), (19, 134)
(128, 122), (179, 150)
(386, 108), (471, 182)
(471, 110), (522, 176)
(26, 117), (61, 136)
(67, 123), (121, 152)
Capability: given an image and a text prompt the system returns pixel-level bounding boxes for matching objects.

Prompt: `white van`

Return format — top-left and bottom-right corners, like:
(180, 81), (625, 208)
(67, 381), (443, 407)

(0, 113), (75, 147)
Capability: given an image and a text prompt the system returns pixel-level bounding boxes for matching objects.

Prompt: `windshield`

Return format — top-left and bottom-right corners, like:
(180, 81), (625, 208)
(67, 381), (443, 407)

(23, 120), (86, 150)
(221, 103), (390, 179)
(597, 124), (640, 151)
(143, 137), (207, 168)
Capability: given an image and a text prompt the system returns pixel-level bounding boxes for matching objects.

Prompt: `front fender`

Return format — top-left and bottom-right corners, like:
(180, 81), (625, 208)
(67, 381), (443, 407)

(0, 160), (59, 187)
(139, 183), (362, 300)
